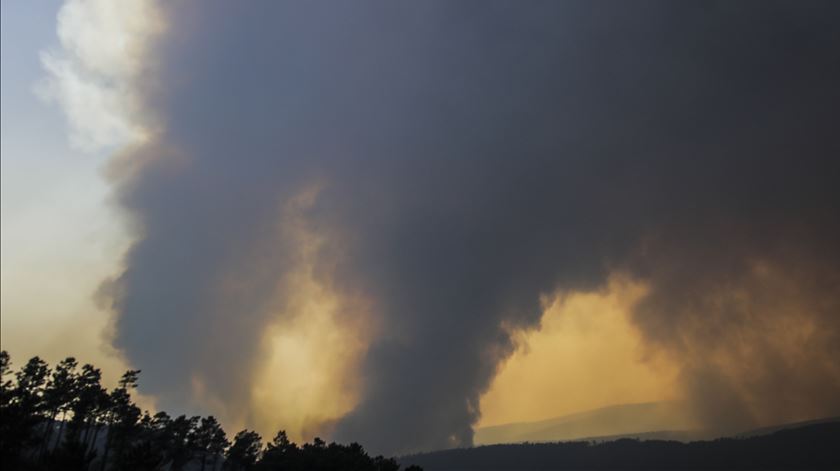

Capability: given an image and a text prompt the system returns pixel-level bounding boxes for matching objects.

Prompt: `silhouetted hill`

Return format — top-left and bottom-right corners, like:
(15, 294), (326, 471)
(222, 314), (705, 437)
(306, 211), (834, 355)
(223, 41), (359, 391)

(570, 429), (702, 443)
(735, 416), (840, 438)
(475, 402), (697, 445)
(404, 420), (840, 470)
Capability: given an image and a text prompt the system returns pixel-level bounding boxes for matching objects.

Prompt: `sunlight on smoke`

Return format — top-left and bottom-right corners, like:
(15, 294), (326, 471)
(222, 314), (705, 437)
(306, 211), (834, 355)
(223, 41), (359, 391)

(636, 254), (840, 433)
(246, 186), (373, 443)
(479, 276), (683, 430)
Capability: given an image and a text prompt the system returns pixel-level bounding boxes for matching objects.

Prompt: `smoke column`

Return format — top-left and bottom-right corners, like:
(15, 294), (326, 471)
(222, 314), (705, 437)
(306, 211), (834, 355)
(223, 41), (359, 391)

(59, 0), (840, 454)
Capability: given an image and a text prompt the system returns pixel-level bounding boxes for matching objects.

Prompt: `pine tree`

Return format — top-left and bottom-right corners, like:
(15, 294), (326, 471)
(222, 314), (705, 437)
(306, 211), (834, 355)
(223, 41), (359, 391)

(193, 416), (227, 471)
(168, 415), (200, 471)
(41, 357), (79, 458)
(100, 370), (142, 470)
(225, 430), (261, 470)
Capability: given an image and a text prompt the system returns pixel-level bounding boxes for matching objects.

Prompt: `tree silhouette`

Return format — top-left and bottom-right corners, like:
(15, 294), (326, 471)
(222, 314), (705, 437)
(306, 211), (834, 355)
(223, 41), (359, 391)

(139, 411), (174, 465)
(0, 351), (24, 468)
(112, 439), (165, 471)
(112, 411), (169, 469)
(67, 364), (105, 447)
(44, 435), (97, 471)
(225, 430), (262, 470)
(41, 357), (79, 459)
(10, 356), (50, 464)
(168, 414), (200, 471)
(258, 429), (297, 469)
(99, 370), (142, 470)
(193, 415), (229, 471)
(0, 351), (424, 471)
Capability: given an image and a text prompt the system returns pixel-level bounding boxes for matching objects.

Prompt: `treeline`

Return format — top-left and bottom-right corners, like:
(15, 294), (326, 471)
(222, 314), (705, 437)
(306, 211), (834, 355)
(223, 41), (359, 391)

(0, 351), (422, 471)
(404, 422), (840, 470)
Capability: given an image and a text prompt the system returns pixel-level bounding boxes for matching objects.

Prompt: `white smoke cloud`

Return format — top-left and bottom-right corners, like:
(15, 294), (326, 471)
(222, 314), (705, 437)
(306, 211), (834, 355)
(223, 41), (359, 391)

(35, 0), (162, 152)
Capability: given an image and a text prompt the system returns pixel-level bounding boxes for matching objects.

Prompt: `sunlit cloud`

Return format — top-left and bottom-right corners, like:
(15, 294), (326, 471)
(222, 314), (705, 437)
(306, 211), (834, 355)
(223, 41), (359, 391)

(35, 0), (162, 152)
(480, 276), (681, 429)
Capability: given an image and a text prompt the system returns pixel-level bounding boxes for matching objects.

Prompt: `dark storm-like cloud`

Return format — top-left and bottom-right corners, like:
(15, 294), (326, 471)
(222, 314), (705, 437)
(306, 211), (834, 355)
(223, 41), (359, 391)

(105, 1), (840, 454)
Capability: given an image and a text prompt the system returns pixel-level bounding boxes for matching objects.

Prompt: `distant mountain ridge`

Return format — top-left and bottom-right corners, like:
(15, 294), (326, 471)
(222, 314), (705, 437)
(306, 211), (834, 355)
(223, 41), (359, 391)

(405, 420), (840, 470)
(475, 402), (697, 445)
(735, 416), (840, 438)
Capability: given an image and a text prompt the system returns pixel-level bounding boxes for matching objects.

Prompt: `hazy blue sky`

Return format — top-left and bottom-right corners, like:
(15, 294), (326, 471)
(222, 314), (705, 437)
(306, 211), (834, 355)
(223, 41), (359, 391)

(1, 0), (130, 384)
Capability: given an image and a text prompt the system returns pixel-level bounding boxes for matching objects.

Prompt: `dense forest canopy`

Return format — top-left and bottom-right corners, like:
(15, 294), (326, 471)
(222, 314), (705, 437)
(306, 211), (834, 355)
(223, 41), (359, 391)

(0, 351), (423, 471)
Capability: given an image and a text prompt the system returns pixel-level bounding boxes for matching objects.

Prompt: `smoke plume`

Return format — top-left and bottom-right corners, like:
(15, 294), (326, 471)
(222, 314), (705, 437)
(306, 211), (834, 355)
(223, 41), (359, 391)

(61, 0), (840, 454)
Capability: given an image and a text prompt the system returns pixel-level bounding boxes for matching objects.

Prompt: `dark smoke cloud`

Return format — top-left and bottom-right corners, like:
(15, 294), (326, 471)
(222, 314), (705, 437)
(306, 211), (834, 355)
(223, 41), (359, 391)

(627, 223), (840, 433)
(105, 1), (840, 454)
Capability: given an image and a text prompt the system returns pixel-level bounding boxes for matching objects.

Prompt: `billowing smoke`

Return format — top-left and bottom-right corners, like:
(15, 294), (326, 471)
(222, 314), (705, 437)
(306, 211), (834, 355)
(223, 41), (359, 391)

(627, 224), (840, 433)
(69, 0), (840, 454)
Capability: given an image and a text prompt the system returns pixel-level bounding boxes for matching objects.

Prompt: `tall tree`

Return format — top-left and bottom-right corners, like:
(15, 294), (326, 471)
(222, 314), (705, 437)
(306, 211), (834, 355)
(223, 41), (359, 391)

(208, 421), (231, 471)
(100, 370), (142, 471)
(41, 357), (79, 457)
(192, 416), (228, 471)
(0, 351), (17, 468)
(225, 430), (261, 471)
(14, 356), (50, 415)
(167, 415), (200, 471)
(0, 351), (11, 396)
(14, 356), (50, 461)
(68, 364), (104, 445)
(258, 430), (298, 470)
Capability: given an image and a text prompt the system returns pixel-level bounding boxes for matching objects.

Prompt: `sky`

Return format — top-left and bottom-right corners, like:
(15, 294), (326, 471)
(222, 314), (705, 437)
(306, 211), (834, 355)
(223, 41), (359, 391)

(1, 0), (132, 388)
(2, 0), (839, 456)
